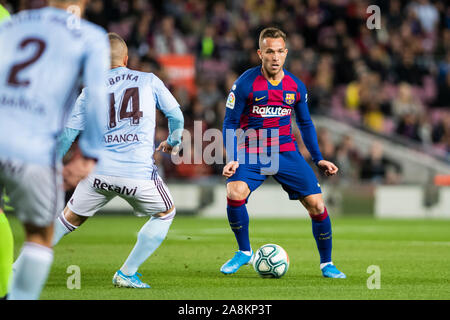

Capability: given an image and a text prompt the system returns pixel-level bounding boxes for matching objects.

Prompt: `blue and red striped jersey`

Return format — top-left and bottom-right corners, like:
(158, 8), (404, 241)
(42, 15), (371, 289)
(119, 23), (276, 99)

(223, 66), (323, 164)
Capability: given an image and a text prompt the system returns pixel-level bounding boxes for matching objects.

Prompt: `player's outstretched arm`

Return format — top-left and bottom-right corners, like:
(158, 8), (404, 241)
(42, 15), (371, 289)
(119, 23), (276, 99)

(222, 78), (248, 166)
(157, 107), (184, 155)
(156, 140), (180, 155)
(152, 75), (184, 155)
(294, 81), (324, 166)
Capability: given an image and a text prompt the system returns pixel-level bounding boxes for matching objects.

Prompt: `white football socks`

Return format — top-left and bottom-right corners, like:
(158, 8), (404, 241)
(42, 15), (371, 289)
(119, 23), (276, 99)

(320, 262), (333, 270)
(8, 242), (53, 300)
(120, 209), (175, 276)
(52, 212), (77, 246)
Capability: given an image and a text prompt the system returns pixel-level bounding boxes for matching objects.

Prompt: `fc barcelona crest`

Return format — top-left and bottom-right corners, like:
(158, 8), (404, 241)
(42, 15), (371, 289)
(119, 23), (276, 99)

(284, 93), (295, 105)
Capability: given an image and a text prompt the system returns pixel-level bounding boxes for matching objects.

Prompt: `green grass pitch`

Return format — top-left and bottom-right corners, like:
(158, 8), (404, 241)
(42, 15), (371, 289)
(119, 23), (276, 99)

(7, 214), (450, 300)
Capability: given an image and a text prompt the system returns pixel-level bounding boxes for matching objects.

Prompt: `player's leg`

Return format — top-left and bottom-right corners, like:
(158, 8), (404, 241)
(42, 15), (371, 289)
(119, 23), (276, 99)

(273, 151), (345, 278)
(9, 223), (55, 300)
(221, 162), (267, 275)
(300, 194), (345, 278)
(220, 181), (253, 274)
(52, 206), (89, 246)
(113, 173), (176, 288)
(299, 194), (344, 278)
(52, 175), (111, 246)
(5, 161), (64, 300)
(114, 206), (176, 288)
(226, 181), (252, 253)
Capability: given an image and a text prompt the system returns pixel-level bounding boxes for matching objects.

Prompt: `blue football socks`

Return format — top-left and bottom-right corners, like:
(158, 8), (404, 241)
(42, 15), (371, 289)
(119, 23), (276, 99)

(226, 198), (251, 252)
(310, 207), (333, 264)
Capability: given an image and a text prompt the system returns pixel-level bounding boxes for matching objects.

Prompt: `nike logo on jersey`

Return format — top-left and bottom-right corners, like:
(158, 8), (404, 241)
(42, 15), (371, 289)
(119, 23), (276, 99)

(251, 105), (292, 117)
(255, 96), (266, 101)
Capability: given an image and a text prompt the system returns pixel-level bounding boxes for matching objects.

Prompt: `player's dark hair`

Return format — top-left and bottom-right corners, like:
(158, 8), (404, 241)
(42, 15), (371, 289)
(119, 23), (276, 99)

(259, 27), (287, 48)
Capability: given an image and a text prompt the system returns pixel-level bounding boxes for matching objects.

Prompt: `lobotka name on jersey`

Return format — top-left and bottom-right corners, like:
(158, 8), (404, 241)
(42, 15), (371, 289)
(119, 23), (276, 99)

(107, 73), (139, 86)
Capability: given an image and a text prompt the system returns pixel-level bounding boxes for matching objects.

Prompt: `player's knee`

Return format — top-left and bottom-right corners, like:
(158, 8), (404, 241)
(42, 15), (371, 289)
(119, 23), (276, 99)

(300, 193), (325, 217)
(309, 202), (325, 217)
(154, 206), (176, 220)
(24, 223), (53, 248)
(303, 198), (325, 217)
(64, 207), (88, 227)
(226, 182), (250, 200)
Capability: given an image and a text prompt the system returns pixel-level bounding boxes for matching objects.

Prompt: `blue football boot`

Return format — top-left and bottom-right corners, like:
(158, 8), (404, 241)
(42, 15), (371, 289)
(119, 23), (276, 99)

(112, 270), (151, 288)
(220, 251), (253, 275)
(321, 264), (346, 278)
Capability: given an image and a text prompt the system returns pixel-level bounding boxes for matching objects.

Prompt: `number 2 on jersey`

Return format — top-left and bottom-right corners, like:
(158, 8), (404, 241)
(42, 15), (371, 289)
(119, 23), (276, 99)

(7, 37), (46, 87)
(109, 87), (143, 128)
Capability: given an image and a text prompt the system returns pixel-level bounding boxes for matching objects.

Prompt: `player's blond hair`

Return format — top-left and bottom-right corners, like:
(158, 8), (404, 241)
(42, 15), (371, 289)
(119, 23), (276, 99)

(108, 32), (128, 67)
(259, 27), (287, 48)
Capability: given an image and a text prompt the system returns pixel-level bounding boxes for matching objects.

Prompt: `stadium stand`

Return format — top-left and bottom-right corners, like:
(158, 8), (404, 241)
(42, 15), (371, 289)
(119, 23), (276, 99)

(5, 0), (449, 186)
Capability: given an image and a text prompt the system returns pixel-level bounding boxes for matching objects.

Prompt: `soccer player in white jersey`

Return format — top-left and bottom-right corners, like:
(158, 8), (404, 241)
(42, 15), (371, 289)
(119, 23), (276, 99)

(52, 33), (184, 288)
(0, 0), (109, 300)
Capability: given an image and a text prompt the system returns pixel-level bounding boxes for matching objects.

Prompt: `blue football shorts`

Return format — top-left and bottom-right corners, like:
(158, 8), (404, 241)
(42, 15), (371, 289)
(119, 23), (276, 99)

(227, 150), (322, 200)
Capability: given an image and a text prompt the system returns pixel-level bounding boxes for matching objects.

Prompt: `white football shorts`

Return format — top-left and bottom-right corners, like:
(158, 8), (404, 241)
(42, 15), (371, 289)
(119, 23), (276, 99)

(67, 171), (174, 217)
(0, 157), (64, 227)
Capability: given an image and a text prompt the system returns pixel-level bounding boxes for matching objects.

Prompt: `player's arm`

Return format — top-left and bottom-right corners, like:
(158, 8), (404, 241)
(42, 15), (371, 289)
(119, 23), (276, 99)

(294, 82), (338, 176)
(57, 90), (87, 158)
(152, 76), (184, 154)
(57, 128), (81, 159)
(63, 30), (110, 190)
(77, 31), (109, 161)
(222, 83), (247, 177)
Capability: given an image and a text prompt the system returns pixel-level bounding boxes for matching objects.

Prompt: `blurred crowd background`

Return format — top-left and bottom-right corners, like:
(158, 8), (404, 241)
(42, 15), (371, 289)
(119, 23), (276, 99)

(5, 0), (450, 186)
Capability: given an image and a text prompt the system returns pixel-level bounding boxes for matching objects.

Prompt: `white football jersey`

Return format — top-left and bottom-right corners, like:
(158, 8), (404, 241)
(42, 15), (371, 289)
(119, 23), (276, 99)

(67, 67), (180, 179)
(0, 7), (109, 166)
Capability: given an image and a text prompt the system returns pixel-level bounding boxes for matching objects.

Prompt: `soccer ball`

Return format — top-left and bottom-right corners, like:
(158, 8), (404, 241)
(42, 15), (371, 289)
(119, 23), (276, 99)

(252, 244), (289, 278)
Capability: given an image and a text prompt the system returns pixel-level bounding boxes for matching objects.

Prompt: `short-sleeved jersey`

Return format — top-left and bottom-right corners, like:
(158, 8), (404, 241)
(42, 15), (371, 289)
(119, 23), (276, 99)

(67, 67), (180, 179)
(223, 66), (323, 164)
(0, 7), (109, 166)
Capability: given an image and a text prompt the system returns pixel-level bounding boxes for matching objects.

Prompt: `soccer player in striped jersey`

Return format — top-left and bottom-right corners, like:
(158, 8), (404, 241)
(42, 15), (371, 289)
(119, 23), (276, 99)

(52, 33), (184, 288)
(221, 27), (346, 278)
(0, 0), (109, 300)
